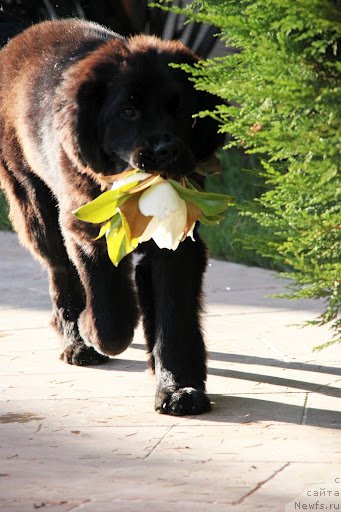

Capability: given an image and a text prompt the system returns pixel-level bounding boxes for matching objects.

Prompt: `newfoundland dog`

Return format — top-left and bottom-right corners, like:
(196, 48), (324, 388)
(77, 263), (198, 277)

(0, 19), (224, 415)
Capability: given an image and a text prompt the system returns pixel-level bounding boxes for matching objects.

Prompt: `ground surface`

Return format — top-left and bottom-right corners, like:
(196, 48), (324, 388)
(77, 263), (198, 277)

(0, 231), (340, 511)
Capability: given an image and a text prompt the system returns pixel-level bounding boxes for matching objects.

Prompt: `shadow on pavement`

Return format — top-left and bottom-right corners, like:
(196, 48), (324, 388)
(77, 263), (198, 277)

(208, 351), (341, 376)
(207, 367), (341, 398)
(206, 394), (341, 429)
(85, 351), (341, 428)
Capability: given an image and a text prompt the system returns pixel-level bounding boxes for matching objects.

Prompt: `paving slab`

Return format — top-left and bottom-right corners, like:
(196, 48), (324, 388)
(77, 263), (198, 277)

(0, 232), (340, 511)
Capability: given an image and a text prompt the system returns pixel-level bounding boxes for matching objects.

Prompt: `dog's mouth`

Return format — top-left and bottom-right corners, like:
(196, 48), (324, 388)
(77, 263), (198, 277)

(97, 152), (221, 186)
(128, 145), (196, 179)
(99, 146), (221, 183)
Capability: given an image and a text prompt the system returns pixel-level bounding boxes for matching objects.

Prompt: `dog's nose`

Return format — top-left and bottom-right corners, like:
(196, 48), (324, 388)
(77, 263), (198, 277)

(153, 141), (180, 166)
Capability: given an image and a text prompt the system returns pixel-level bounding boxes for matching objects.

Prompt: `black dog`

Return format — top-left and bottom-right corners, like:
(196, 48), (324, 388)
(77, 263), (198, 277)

(0, 19), (223, 415)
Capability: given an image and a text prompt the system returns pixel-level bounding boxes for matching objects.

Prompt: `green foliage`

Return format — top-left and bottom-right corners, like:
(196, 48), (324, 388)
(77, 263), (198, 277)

(199, 148), (280, 268)
(170, 178), (233, 216)
(0, 191), (11, 231)
(160, 0), (341, 344)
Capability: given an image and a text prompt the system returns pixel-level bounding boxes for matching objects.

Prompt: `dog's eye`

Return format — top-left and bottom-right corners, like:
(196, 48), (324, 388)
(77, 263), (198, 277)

(122, 106), (139, 119)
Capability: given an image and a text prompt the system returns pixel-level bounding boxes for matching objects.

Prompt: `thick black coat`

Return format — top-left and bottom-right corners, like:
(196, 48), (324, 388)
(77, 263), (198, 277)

(0, 19), (223, 415)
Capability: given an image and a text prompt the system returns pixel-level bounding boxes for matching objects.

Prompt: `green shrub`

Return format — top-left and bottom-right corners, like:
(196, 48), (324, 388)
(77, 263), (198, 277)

(199, 148), (280, 269)
(0, 191), (11, 231)
(157, 0), (341, 345)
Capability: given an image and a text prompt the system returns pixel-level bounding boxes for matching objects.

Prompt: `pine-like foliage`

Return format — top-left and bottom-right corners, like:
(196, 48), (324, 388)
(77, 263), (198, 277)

(156, 0), (341, 346)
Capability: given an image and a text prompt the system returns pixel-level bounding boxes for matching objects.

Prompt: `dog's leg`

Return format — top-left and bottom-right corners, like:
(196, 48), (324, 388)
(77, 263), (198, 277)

(148, 237), (211, 416)
(135, 256), (156, 371)
(0, 163), (108, 365)
(60, 215), (139, 357)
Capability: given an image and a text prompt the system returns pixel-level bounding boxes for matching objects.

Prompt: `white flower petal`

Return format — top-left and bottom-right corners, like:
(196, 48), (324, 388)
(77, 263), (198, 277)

(111, 172), (152, 191)
(138, 181), (183, 221)
(138, 197), (187, 250)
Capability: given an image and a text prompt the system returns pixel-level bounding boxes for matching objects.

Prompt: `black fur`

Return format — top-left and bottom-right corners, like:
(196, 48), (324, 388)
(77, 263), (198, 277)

(0, 19), (224, 415)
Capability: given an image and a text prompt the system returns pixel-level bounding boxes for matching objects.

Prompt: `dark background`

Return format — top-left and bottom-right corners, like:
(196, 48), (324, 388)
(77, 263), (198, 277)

(0, 0), (222, 58)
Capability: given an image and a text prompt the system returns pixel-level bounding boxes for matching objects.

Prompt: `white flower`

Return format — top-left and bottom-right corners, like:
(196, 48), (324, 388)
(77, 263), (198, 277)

(138, 180), (195, 250)
(111, 171), (152, 191)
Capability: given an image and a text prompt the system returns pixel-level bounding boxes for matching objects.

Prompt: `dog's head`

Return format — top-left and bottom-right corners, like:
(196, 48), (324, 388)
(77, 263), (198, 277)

(58, 35), (224, 179)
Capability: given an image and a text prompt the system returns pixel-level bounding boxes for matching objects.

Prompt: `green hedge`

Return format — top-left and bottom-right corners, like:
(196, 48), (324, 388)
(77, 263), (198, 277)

(160, 0), (341, 345)
(0, 191), (11, 231)
(200, 149), (279, 269)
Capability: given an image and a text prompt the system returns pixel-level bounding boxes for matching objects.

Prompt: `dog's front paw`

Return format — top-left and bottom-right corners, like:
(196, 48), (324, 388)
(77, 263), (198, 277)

(78, 309), (134, 356)
(60, 342), (109, 366)
(155, 387), (211, 416)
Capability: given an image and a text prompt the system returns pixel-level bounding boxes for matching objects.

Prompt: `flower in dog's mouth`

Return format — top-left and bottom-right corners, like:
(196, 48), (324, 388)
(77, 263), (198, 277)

(110, 171), (198, 251)
(73, 167), (233, 266)
(138, 180), (195, 250)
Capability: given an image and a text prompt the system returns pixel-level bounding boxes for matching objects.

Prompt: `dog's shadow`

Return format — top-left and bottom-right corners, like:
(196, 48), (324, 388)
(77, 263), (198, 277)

(205, 394), (340, 429)
(93, 344), (341, 429)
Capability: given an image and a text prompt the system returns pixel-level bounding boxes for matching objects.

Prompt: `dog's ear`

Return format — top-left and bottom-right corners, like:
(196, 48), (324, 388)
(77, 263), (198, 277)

(54, 38), (127, 172)
(76, 78), (109, 171)
(191, 90), (225, 161)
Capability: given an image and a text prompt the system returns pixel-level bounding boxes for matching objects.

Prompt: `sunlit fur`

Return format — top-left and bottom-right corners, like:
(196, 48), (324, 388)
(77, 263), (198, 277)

(0, 19), (224, 415)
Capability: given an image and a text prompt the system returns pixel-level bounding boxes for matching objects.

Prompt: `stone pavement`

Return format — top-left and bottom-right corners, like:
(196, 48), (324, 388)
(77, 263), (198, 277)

(0, 231), (340, 512)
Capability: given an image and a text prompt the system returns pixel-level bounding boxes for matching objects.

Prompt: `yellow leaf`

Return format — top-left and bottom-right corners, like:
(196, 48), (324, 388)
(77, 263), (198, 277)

(97, 167), (135, 184)
(73, 190), (121, 223)
(106, 215), (136, 267)
(106, 225), (126, 267)
(93, 220), (112, 240)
